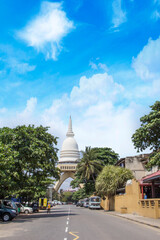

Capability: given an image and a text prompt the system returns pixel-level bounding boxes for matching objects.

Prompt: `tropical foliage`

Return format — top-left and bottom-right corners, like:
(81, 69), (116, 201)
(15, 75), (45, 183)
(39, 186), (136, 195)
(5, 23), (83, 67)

(77, 146), (103, 182)
(91, 147), (119, 166)
(132, 101), (160, 168)
(72, 188), (87, 201)
(61, 191), (73, 202)
(0, 125), (59, 200)
(95, 165), (133, 197)
(71, 146), (119, 197)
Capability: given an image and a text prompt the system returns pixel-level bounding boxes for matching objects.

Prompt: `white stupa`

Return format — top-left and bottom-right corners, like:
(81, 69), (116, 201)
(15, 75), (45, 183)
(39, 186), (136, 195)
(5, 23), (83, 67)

(59, 116), (80, 163)
(54, 117), (80, 191)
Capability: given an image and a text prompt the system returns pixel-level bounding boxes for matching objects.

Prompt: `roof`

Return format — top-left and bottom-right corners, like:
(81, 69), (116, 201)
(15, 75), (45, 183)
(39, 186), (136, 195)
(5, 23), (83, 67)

(115, 158), (125, 166)
(142, 170), (160, 183)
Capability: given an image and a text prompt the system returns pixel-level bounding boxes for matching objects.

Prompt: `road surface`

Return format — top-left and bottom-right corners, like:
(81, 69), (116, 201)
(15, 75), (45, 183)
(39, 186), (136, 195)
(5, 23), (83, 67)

(0, 205), (160, 240)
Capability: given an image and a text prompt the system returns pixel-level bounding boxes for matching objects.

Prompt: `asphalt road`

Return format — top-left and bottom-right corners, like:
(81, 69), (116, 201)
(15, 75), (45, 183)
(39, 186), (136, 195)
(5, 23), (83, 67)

(0, 205), (160, 240)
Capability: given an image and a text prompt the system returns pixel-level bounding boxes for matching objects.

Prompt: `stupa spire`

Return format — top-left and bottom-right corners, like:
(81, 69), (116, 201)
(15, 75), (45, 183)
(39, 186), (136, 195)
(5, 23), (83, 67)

(66, 116), (74, 137)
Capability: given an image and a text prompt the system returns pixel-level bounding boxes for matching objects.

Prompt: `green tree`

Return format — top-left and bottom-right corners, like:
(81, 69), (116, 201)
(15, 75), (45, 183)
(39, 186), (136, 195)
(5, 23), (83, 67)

(132, 101), (160, 168)
(71, 146), (119, 197)
(77, 146), (103, 183)
(72, 188), (87, 202)
(61, 191), (73, 202)
(0, 125), (59, 200)
(91, 147), (119, 166)
(95, 165), (133, 197)
(71, 146), (102, 195)
(0, 142), (18, 198)
(52, 189), (59, 201)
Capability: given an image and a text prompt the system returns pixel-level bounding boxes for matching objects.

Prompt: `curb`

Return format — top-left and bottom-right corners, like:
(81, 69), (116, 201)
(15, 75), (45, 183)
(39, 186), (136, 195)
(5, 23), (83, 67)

(105, 212), (160, 230)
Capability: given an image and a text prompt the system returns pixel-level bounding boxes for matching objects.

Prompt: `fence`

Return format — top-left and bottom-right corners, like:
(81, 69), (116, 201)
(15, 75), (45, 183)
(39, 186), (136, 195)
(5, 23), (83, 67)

(139, 199), (160, 219)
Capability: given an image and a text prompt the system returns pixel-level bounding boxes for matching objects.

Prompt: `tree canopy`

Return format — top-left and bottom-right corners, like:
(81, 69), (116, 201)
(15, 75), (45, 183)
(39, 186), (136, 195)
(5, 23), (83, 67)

(0, 125), (59, 200)
(77, 146), (103, 182)
(71, 146), (119, 197)
(91, 147), (119, 166)
(132, 101), (160, 168)
(71, 188), (87, 202)
(61, 191), (73, 203)
(95, 165), (133, 197)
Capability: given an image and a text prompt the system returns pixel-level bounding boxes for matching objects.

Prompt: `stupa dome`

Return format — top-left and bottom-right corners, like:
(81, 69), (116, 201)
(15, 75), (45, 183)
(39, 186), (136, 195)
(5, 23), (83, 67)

(59, 117), (80, 163)
(61, 137), (79, 151)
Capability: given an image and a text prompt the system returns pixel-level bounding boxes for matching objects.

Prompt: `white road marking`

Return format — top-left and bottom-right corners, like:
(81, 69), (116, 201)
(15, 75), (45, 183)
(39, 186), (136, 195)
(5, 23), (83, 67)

(64, 206), (71, 239)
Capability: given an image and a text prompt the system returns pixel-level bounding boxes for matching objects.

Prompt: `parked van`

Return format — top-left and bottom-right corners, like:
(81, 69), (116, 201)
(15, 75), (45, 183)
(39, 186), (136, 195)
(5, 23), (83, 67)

(83, 198), (89, 208)
(39, 198), (48, 209)
(0, 200), (17, 221)
(89, 196), (101, 209)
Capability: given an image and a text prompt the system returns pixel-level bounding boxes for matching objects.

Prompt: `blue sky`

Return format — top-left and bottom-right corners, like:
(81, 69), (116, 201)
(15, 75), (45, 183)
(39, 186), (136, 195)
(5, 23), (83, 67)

(0, 0), (160, 161)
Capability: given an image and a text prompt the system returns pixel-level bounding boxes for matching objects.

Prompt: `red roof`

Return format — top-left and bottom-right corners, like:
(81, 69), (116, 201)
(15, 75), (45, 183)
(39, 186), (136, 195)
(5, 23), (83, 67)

(142, 170), (160, 183)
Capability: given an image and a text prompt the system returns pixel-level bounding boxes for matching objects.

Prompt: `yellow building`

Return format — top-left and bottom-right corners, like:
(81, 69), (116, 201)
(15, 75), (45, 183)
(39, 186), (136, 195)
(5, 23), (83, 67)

(101, 176), (160, 219)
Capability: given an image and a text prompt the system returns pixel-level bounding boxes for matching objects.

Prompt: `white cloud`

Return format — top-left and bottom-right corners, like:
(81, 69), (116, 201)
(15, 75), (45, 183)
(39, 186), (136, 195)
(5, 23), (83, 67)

(89, 61), (98, 70)
(8, 59), (36, 74)
(0, 98), (38, 129)
(89, 61), (108, 72)
(18, 97), (37, 120)
(70, 73), (124, 107)
(0, 108), (7, 114)
(0, 71), (153, 159)
(152, 1), (160, 21)
(154, 0), (160, 5)
(112, 0), (127, 28)
(17, 1), (74, 60)
(98, 63), (108, 72)
(40, 72), (142, 158)
(132, 37), (160, 80)
(152, 10), (160, 20)
(75, 101), (142, 157)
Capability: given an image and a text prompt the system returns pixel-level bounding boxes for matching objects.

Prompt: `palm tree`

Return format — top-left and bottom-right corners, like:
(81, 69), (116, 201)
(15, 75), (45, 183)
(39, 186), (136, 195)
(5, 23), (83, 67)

(77, 146), (103, 182)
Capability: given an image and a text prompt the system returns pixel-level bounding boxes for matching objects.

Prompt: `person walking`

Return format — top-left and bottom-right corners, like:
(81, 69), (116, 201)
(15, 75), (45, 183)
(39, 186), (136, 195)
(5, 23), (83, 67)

(47, 203), (51, 213)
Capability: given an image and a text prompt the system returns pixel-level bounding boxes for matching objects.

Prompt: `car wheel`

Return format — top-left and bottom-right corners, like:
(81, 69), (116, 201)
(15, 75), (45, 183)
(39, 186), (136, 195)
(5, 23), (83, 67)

(2, 213), (11, 222)
(25, 210), (29, 214)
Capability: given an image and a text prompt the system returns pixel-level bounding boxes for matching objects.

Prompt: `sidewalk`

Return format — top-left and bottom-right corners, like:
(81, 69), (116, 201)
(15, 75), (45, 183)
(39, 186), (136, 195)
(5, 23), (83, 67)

(105, 211), (160, 229)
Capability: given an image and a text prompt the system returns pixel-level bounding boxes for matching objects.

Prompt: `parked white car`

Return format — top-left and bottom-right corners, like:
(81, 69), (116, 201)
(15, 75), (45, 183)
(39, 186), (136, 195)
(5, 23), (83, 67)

(16, 203), (33, 214)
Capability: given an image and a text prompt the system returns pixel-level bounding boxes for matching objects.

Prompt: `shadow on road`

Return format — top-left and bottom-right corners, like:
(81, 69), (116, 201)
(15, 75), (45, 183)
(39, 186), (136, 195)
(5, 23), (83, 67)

(7, 210), (78, 223)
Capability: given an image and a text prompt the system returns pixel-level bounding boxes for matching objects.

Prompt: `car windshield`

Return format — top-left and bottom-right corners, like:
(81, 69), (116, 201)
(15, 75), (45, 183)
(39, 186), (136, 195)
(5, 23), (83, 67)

(90, 197), (100, 202)
(3, 200), (16, 209)
(11, 201), (17, 209)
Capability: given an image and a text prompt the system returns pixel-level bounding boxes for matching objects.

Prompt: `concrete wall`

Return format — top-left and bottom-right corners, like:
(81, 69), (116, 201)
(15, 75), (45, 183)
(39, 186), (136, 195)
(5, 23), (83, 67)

(125, 154), (158, 180)
(117, 154), (158, 180)
(125, 156), (145, 180)
(101, 196), (115, 211)
(115, 179), (140, 214)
